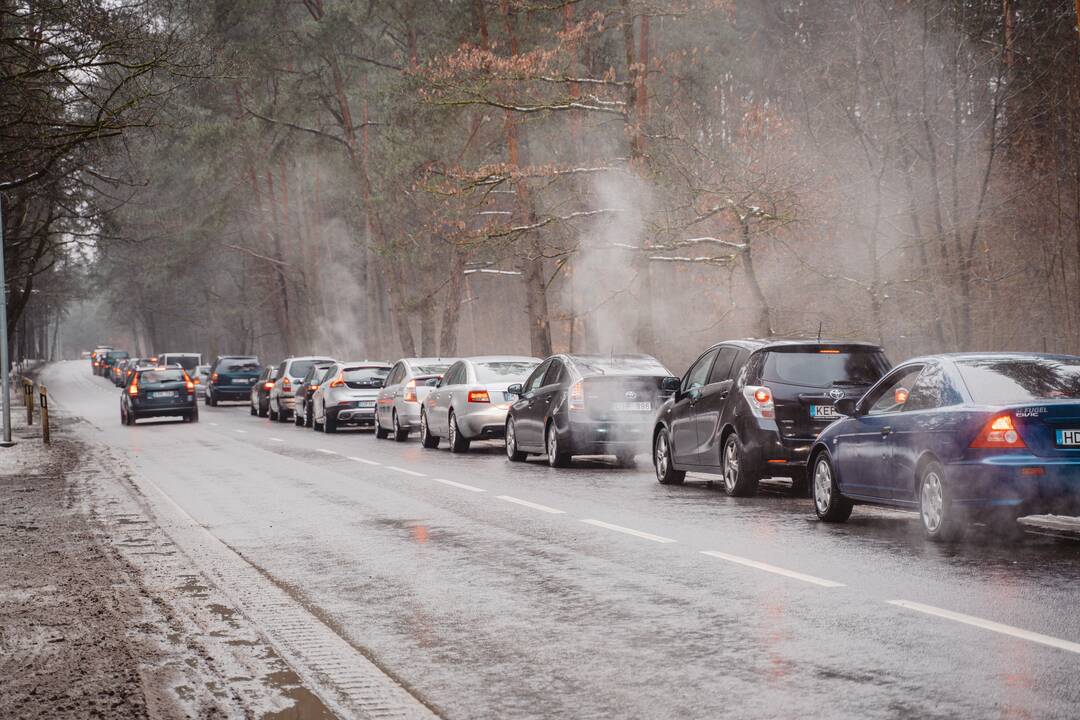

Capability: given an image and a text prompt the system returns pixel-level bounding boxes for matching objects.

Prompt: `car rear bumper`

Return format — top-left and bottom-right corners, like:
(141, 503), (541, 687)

(947, 456), (1080, 512)
(131, 403), (196, 417)
(211, 384), (254, 399)
(458, 405), (511, 439)
(741, 421), (814, 477)
(562, 417), (652, 454)
(330, 405), (377, 425)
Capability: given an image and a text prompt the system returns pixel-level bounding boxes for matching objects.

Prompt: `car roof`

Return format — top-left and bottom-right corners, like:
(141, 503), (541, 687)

(161, 352), (200, 356)
(400, 357), (457, 366)
(709, 338), (884, 352)
(284, 355), (335, 362)
(463, 355), (541, 364)
(899, 352), (1080, 366)
(340, 361), (391, 367)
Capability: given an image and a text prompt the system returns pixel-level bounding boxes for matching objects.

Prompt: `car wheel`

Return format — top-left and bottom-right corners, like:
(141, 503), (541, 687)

(295, 405), (305, 426)
(420, 410), (439, 449)
(505, 418), (527, 462)
(721, 434), (759, 497)
(325, 414), (337, 433)
(276, 402), (290, 423)
(546, 422), (570, 468)
(375, 413), (390, 439)
(126, 410), (137, 426)
(812, 452), (852, 522)
(269, 402), (278, 421)
(120, 407), (127, 426)
(258, 401), (268, 418)
(305, 406), (313, 428)
(208, 392), (217, 407)
(392, 410), (409, 442)
(653, 429), (685, 485)
(448, 411), (470, 453)
(919, 461), (964, 542)
(249, 401), (257, 416)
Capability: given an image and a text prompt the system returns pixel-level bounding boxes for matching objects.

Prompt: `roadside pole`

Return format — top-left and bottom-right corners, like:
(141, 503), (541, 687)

(0, 199), (12, 447)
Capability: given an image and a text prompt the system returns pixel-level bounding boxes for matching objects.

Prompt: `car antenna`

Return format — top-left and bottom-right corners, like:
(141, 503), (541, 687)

(817, 321), (822, 343)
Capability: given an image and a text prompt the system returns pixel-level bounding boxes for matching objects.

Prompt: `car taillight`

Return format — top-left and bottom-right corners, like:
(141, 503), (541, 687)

(330, 374), (345, 388)
(282, 377), (292, 391)
(569, 381), (585, 411)
(468, 390), (490, 403)
(93, 361), (100, 367)
(743, 385), (775, 419)
(309, 384), (320, 391)
(971, 415), (1026, 449)
(211, 372), (219, 382)
(128, 383), (139, 396)
(263, 381), (274, 390)
(404, 379), (418, 403)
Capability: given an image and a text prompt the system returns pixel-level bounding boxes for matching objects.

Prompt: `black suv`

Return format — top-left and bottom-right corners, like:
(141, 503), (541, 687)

(205, 356), (262, 406)
(652, 340), (890, 495)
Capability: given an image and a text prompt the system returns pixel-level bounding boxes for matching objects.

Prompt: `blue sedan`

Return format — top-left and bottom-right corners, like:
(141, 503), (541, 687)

(809, 353), (1080, 541)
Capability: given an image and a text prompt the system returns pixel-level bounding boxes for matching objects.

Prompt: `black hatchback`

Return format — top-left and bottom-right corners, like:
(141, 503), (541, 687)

(652, 340), (890, 495)
(205, 356), (262, 406)
(121, 366), (199, 425)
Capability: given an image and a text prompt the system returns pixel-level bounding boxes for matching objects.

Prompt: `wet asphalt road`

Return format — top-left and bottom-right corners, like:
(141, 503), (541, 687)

(46, 361), (1080, 719)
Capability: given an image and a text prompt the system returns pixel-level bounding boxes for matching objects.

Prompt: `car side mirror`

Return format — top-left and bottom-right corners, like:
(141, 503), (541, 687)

(507, 383), (523, 396)
(660, 376), (680, 395)
(835, 397), (859, 417)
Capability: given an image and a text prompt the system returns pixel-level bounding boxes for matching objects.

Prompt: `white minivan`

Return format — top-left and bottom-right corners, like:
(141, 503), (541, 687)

(158, 352), (202, 377)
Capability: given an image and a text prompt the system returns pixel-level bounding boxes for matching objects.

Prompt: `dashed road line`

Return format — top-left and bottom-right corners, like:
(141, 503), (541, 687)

(581, 519), (676, 544)
(385, 466), (426, 477)
(496, 495), (564, 514)
(234, 429), (247, 434)
(888, 600), (1080, 654)
(209, 422), (219, 426)
(700, 550), (844, 588)
(269, 437), (284, 443)
(431, 478), (484, 492)
(348, 456), (381, 466)
(315, 448), (338, 455)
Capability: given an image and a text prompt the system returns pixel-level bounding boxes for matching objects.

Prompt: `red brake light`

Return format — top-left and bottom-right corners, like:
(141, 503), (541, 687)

(743, 385), (775, 418)
(404, 379), (418, 403)
(128, 382), (138, 396)
(971, 415), (1026, 449)
(754, 388), (771, 404)
(282, 377), (292, 391)
(263, 381), (274, 390)
(819, 349), (841, 354)
(211, 372), (219, 382)
(569, 381), (585, 411)
(468, 390), (490, 403)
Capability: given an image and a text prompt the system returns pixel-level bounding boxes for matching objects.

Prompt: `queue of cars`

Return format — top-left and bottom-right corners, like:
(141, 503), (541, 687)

(91, 340), (1080, 542)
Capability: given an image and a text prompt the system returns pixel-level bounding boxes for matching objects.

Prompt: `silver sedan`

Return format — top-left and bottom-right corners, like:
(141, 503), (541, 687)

(375, 357), (457, 441)
(311, 362), (391, 432)
(419, 356), (541, 452)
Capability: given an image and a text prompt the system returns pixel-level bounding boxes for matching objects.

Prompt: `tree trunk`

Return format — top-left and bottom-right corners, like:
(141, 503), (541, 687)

(439, 247), (466, 355)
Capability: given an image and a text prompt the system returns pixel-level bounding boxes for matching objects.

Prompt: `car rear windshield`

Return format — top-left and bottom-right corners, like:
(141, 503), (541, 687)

(139, 369), (185, 384)
(344, 367), (390, 386)
(957, 357), (1080, 404)
(167, 356), (199, 371)
(220, 359), (260, 372)
(572, 356), (670, 376)
(762, 349), (889, 388)
(106, 351), (129, 359)
(413, 363), (451, 376)
(475, 361), (538, 383)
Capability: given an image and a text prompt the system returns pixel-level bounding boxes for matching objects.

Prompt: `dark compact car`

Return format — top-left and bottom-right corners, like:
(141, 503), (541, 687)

(652, 339), (890, 496)
(111, 358), (131, 386)
(810, 353), (1080, 541)
(100, 349), (130, 379)
(294, 361), (335, 427)
(249, 365), (279, 417)
(505, 354), (678, 467)
(206, 355), (262, 406)
(121, 366), (199, 425)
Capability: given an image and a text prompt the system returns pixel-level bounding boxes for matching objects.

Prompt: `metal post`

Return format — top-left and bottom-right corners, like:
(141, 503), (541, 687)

(39, 384), (49, 445)
(0, 198), (12, 446)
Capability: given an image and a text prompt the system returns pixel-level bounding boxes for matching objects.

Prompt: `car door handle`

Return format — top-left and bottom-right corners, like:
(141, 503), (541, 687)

(880, 426), (892, 436)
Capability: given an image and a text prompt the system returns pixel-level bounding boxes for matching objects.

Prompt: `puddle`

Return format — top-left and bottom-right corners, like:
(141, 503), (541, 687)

(208, 603), (238, 623)
(261, 669), (337, 720)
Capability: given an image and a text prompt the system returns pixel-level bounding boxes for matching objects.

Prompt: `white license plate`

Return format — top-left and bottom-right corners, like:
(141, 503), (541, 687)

(1056, 429), (1080, 446)
(612, 401), (652, 412)
(358, 400), (376, 408)
(810, 404), (839, 420)
(151, 391), (175, 399)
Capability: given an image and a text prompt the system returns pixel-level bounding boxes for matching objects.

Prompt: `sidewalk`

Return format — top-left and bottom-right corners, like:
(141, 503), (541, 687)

(0, 410), (335, 718)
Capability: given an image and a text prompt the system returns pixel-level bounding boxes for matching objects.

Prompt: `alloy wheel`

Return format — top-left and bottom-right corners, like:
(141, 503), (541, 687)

(814, 458), (833, 514)
(506, 421), (517, 459)
(723, 438), (739, 493)
(654, 433), (670, 482)
(921, 471), (944, 533)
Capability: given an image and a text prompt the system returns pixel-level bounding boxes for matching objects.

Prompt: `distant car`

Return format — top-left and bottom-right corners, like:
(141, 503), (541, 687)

(192, 364), (211, 399)
(112, 358), (134, 387)
(311, 362), (391, 432)
(652, 340), (890, 495)
(250, 366), (279, 417)
(420, 356), (541, 452)
(99, 350), (130, 379)
(294, 361), (336, 427)
(375, 357), (456, 441)
(269, 356), (335, 422)
(206, 356), (262, 406)
(158, 353), (201, 377)
(90, 346), (113, 374)
(505, 354), (677, 467)
(810, 353), (1080, 541)
(121, 365), (199, 425)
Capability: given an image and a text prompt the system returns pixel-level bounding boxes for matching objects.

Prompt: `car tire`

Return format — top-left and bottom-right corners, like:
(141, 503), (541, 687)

(258, 402), (268, 418)
(305, 407), (313, 428)
(325, 414), (337, 433)
(919, 461), (965, 542)
(392, 410), (409, 442)
(505, 418), (527, 462)
(420, 410), (439, 449)
(721, 433), (759, 497)
(190, 407), (200, 423)
(295, 405), (305, 426)
(448, 412), (470, 453)
(126, 410), (137, 426)
(812, 452), (852, 523)
(207, 392), (217, 407)
(653, 429), (685, 485)
(546, 422), (570, 468)
(249, 402), (257, 416)
(277, 403), (290, 423)
(375, 416), (390, 439)
(269, 403), (278, 421)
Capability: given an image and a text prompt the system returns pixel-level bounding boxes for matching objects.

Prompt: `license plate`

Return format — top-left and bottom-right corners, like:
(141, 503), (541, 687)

(1055, 429), (1080, 446)
(612, 401), (652, 412)
(151, 391), (175, 399)
(810, 404), (839, 420)
(358, 400), (376, 408)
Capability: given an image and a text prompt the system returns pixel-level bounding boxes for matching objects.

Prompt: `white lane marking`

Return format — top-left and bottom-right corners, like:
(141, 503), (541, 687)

(347, 456), (381, 466)
(270, 437), (284, 443)
(234, 429), (247, 434)
(700, 550), (844, 588)
(210, 422), (219, 427)
(581, 519), (676, 544)
(888, 600), (1080, 655)
(431, 478), (484, 492)
(315, 448), (338, 455)
(496, 495), (564, 514)
(385, 466), (426, 477)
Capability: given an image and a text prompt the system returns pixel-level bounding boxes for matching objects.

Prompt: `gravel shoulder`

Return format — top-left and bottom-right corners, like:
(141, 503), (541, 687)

(0, 406), (335, 719)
